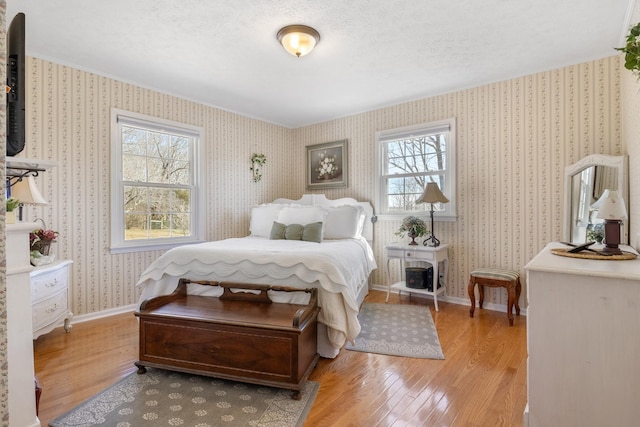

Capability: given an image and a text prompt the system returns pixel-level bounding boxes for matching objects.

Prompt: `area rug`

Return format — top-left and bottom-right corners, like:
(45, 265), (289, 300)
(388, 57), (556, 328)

(50, 368), (319, 427)
(346, 303), (444, 359)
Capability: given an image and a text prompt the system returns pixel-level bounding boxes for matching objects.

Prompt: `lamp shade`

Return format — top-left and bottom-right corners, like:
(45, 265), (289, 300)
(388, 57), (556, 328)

(416, 182), (449, 204)
(593, 189), (627, 220)
(277, 25), (320, 57)
(10, 176), (48, 205)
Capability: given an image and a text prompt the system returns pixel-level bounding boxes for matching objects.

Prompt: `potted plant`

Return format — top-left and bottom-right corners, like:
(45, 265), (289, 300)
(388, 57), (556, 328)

(395, 216), (427, 245)
(6, 197), (20, 224)
(616, 22), (640, 79)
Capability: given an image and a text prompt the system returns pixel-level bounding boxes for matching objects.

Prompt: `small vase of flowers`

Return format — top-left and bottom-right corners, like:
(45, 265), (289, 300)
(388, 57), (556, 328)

(30, 228), (59, 257)
(395, 216), (427, 245)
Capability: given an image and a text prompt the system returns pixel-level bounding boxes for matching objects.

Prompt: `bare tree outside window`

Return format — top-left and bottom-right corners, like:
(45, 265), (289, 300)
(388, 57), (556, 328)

(384, 133), (447, 213)
(122, 126), (193, 240)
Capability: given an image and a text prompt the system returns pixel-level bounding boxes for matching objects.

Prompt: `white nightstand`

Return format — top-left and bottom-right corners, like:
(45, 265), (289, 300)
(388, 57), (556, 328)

(31, 259), (74, 339)
(384, 243), (449, 310)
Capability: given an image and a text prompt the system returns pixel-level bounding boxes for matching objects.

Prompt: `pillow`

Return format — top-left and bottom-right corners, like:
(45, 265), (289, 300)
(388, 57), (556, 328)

(323, 205), (366, 239)
(276, 205), (327, 226)
(270, 221), (323, 243)
(269, 221), (287, 240)
(301, 222), (323, 243)
(249, 204), (284, 237)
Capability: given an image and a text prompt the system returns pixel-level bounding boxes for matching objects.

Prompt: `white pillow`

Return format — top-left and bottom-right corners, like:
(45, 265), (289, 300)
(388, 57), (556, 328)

(324, 205), (366, 239)
(276, 205), (327, 226)
(249, 204), (284, 237)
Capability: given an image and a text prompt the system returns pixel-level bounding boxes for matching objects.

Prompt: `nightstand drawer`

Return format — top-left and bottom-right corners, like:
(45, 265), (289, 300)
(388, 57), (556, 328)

(386, 248), (405, 258)
(31, 267), (68, 304)
(403, 249), (435, 261)
(32, 289), (68, 331)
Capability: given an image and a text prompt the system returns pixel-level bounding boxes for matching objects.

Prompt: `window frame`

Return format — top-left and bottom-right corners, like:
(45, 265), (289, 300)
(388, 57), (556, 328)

(110, 108), (205, 253)
(375, 118), (457, 221)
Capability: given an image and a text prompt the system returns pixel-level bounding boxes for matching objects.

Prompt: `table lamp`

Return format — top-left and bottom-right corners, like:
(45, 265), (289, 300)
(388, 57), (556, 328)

(10, 176), (48, 221)
(591, 189), (627, 255)
(416, 182), (449, 247)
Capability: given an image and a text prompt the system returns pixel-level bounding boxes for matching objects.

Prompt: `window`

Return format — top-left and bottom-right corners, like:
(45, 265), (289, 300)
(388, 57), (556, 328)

(110, 109), (204, 253)
(376, 118), (456, 219)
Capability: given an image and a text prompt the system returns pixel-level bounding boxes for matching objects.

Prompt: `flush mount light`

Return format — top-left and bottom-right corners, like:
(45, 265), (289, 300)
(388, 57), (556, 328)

(277, 25), (320, 58)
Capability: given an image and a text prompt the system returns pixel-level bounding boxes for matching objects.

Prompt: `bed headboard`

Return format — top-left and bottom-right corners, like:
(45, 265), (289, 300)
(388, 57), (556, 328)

(272, 194), (375, 243)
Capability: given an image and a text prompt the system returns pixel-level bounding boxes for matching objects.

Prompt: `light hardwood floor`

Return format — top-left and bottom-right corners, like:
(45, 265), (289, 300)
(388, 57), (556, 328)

(33, 290), (528, 426)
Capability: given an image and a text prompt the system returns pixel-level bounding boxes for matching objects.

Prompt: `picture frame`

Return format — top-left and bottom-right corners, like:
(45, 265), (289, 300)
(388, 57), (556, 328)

(306, 139), (348, 189)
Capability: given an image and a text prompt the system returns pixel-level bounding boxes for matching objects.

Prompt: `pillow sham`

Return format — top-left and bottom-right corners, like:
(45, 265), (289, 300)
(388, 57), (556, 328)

(276, 205), (327, 226)
(250, 204), (284, 237)
(323, 204), (366, 239)
(270, 221), (323, 243)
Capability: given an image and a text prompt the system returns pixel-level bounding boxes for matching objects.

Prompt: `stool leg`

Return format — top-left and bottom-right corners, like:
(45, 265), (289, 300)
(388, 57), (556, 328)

(515, 278), (522, 316)
(478, 284), (485, 309)
(506, 285), (515, 326)
(468, 278), (476, 318)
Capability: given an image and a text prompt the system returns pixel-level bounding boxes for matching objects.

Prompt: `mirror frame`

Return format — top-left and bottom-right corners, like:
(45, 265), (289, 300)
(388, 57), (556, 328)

(563, 154), (629, 244)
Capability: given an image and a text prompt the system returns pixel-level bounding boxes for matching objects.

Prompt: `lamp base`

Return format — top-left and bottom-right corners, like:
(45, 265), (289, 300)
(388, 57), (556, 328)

(423, 235), (440, 247)
(602, 219), (623, 255)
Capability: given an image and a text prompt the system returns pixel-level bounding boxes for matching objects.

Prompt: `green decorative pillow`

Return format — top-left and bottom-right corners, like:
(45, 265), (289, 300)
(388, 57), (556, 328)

(269, 221), (322, 243)
(270, 221), (287, 239)
(285, 223), (304, 240)
(302, 222), (323, 243)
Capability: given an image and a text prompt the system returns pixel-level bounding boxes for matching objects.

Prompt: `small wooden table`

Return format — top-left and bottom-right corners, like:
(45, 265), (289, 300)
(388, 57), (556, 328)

(135, 279), (320, 400)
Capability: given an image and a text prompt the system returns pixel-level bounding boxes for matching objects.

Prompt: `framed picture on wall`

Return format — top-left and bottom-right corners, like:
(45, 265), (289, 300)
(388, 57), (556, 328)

(306, 139), (348, 189)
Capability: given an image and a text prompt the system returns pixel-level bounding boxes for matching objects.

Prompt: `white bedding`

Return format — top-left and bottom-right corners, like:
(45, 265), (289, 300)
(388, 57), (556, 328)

(136, 236), (377, 357)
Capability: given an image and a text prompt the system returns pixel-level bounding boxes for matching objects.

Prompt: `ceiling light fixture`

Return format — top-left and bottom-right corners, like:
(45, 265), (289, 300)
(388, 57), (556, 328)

(277, 25), (320, 58)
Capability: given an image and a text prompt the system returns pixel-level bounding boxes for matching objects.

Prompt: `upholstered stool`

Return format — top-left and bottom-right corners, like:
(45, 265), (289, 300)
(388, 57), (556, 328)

(468, 268), (521, 326)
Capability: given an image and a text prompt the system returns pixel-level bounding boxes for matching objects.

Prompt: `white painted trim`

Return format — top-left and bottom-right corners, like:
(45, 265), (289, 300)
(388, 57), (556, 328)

(71, 304), (138, 324)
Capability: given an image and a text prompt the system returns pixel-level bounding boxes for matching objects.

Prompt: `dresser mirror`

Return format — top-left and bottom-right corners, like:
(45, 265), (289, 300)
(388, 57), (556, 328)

(563, 154), (628, 244)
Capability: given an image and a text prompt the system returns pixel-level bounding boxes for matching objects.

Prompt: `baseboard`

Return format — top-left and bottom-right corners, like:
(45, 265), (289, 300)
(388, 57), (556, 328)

(370, 284), (528, 316)
(72, 303), (137, 324)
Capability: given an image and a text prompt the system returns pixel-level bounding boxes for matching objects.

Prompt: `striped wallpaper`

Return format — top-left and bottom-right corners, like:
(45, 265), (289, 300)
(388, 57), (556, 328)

(11, 52), (628, 318)
(294, 55), (623, 306)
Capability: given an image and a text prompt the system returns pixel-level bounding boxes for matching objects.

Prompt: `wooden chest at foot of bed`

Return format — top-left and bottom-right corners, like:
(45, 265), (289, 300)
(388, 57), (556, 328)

(134, 279), (320, 400)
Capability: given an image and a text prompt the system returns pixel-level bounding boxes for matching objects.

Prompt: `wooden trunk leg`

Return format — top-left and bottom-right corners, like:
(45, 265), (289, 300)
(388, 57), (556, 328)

(135, 361), (147, 374)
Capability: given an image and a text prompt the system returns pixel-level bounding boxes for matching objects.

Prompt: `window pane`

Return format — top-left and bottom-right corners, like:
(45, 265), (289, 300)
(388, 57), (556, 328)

(122, 154), (147, 181)
(122, 127), (147, 156)
(124, 213), (149, 240)
(149, 213), (171, 238)
(172, 189), (191, 213)
(171, 214), (191, 237)
(124, 186), (147, 213)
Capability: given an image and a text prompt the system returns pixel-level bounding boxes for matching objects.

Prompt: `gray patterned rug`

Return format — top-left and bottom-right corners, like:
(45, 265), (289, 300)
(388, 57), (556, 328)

(346, 303), (445, 359)
(49, 368), (319, 427)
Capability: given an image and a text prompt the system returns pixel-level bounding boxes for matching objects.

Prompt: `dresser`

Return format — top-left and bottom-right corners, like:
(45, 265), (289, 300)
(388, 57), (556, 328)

(384, 243), (449, 310)
(524, 242), (640, 427)
(6, 223), (40, 426)
(31, 260), (73, 340)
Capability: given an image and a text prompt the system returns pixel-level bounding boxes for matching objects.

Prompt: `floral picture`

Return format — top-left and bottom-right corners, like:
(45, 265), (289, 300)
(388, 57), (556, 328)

(306, 139), (348, 189)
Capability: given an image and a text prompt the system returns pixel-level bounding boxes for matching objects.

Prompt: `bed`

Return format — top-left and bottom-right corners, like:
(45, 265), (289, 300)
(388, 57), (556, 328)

(136, 194), (377, 358)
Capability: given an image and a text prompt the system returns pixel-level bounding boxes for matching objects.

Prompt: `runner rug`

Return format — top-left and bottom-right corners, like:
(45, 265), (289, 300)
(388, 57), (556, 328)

(346, 302), (445, 359)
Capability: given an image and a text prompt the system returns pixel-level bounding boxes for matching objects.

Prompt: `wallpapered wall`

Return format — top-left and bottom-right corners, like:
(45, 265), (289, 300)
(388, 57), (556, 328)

(19, 53), (624, 318)
(23, 57), (295, 315)
(293, 55), (623, 305)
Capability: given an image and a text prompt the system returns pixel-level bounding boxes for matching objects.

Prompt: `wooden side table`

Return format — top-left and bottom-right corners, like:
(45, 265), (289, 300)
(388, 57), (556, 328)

(384, 243), (449, 310)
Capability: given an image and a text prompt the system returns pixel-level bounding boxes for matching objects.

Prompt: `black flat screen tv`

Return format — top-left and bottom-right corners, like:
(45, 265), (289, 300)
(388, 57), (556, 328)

(6, 12), (26, 157)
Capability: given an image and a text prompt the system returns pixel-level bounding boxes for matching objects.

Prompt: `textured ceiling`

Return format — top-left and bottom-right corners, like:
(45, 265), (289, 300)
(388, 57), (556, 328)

(6, 0), (636, 128)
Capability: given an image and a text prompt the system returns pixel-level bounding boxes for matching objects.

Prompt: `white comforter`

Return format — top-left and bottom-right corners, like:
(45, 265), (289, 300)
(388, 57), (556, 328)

(136, 236), (377, 353)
